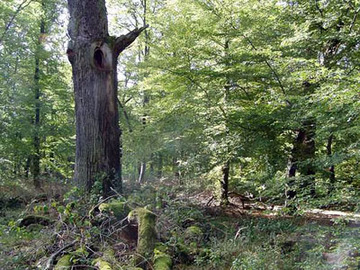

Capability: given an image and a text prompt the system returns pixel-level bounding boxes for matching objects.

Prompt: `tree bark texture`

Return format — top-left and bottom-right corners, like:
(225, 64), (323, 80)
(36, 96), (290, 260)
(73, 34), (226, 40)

(67, 0), (147, 196)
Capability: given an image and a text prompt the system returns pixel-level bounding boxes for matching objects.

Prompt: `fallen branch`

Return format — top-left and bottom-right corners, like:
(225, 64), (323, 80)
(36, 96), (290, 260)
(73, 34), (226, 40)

(206, 196), (215, 207)
(234, 226), (248, 240)
(44, 240), (77, 270)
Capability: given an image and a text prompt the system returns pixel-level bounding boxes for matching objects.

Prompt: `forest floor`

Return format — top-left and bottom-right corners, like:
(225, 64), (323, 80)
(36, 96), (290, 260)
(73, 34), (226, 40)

(183, 189), (360, 269)
(189, 190), (360, 227)
(1, 182), (360, 269)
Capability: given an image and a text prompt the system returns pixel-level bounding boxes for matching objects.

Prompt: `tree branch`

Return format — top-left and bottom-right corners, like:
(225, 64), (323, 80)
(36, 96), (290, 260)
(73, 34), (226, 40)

(243, 35), (287, 96)
(117, 98), (133, 133)
(349, 7), (360, 33)
(114, 25), (149, 57)
(315, 0), (324, 17)
(0, 0), (33, 44)
(44, 240), (76, 270)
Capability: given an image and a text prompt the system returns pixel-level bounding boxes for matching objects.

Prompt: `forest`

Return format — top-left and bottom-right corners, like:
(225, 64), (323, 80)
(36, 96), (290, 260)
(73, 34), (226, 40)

(0, 0), (360, 269)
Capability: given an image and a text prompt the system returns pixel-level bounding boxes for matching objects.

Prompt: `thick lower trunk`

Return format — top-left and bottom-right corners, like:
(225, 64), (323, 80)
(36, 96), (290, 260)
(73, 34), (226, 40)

(287, 120), (316, 199)
(220, 161), (230, 206)
(71, 45), (121, 195)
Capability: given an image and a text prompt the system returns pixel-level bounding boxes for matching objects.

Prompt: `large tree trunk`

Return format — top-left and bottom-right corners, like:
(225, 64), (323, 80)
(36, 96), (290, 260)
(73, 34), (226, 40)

(286, 120), (316, 200)
(67, 0), (147, 196)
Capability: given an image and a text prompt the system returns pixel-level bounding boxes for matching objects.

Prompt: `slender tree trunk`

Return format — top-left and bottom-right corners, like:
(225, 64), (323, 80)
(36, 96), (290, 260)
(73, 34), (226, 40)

(157, 153), (163, 179)
(173, 157), (180, 181)
(138, 0), (150, 184)
(220, 39), (231, 206)
(33, 54), (41, 189)
(32, 10), (46, 190)
(138, 162), (146, 183)
(25, 156), (31, 178)
(327, 134), (335, 193)
(220, 161), (230, 206)
(149, 153), (154, 178)
(67, 0), (147, 196)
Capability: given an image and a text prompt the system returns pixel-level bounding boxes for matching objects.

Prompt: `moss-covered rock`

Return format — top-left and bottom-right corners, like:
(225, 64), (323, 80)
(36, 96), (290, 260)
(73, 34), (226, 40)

(54, 254), (72, 270)
(154, 248), (172, 270)
(185, 226), (202, 237)
(93, 258), (112, 270)
(91, 248), (117, 270)
(128, 207), (157, 267)
(184, 225), (203, 244)
(99, 200), (130, 220)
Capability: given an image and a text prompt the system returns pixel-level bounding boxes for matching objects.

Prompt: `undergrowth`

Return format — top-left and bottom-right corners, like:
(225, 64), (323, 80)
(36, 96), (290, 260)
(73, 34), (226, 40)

(0, 179), (359, 269)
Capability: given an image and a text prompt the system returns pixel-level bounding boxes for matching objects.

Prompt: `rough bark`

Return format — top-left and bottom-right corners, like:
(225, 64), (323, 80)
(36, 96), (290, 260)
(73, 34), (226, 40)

(67, 0), (147, 196)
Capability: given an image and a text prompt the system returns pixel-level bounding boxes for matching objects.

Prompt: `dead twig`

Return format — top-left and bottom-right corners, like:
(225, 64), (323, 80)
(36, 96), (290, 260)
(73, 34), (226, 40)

(234, 226), (248, 239)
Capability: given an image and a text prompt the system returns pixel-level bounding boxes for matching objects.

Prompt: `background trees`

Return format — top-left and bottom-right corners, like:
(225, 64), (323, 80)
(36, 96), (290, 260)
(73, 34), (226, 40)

(0, 0), (74, 186)
(0, 0), (359, 207)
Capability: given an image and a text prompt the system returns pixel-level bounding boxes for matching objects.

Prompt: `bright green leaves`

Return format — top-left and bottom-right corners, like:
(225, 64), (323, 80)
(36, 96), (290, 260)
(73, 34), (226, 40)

(0, 0), (74, 181)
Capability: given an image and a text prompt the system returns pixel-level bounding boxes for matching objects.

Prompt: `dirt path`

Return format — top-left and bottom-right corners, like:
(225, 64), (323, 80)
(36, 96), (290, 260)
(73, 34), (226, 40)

(187, 190), (360, 227)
